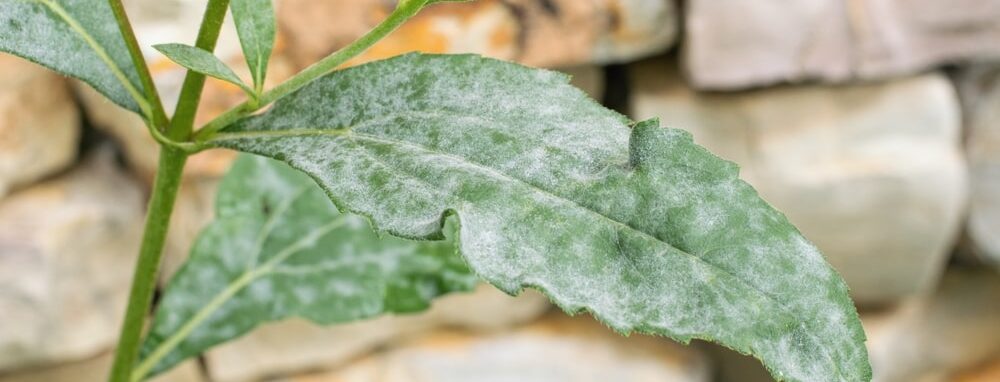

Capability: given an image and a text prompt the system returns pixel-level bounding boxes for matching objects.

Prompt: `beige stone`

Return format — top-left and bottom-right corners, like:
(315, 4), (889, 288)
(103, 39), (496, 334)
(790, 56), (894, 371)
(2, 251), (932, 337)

(205, 286), (550, 382)
(683, 0), (1000, 90)
(955, 65), (1000, 267)
(289, 312), (709, 382)
(865, 269), (1000, 382)
(949, 358), (1000, 382)
(0, 149), (145, 370)
(279, 0), (677, 69)
(0, 352), (204, 382)
(0, 54), (80, 198)
(560, 65), (605, 100)
(630, 57), (967, 305)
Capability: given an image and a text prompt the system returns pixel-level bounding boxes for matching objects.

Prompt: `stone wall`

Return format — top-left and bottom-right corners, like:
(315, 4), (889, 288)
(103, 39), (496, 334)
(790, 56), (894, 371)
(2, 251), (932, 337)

(0, 0), (998, 381)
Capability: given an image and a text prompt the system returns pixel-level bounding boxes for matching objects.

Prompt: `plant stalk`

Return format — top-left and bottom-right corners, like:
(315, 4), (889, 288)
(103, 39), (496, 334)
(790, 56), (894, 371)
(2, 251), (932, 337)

(170, 0), (232, 140)
(107, 148), (187, 382)
(194, 0), (428, 140)
(108, 1), (232, 381)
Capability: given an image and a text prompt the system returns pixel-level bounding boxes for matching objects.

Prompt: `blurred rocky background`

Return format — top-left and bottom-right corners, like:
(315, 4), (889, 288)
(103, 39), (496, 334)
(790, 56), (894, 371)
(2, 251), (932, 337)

(1, 0), (999, 381)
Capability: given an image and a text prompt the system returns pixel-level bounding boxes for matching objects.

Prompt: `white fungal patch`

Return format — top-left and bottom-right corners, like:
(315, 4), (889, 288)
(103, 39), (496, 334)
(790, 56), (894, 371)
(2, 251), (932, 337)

(203, 54), (872, 382)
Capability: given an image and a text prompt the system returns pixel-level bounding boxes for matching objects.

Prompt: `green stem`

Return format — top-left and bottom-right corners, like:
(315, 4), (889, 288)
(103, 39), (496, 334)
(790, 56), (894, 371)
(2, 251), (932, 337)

(107, 149), (188, 382)
(194, 1), (428, 141)
(169, 0), (232, 140)
(107, 1), (231, 381)
(106, 0), (170, 130)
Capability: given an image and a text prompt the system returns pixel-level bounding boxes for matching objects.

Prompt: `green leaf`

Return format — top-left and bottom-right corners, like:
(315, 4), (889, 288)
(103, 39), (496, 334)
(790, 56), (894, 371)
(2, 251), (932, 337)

(153, 43), (254, 97)
(203, 53), (872, 382)
(229, 0), (274, 93)
(0, 0), (145, 113)
(136, 154), (476, 378)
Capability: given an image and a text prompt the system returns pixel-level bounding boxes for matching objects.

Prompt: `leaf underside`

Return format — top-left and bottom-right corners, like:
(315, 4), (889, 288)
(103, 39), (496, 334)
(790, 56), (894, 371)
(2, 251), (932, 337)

(140, 155), (476, 376)
(205, 53), (872, 382)
(0, 0), (143, 113)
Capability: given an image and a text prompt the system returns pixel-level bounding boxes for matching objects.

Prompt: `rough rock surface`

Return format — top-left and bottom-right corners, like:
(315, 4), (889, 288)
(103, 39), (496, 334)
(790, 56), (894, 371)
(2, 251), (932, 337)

(204, 285), (551, 382)
(631, 57), (967, 305)
(0, 150), (145, 370)
(684, 0), (1000, 89)
(289, 312), (709, 382)
(865, 269), (1000, 382)
(0, 353), (204, 382)
(954, 65), (1000, 267)
(0, 54), (80, 198)
(279, 0), (677, 69)
(949, 358), (1000, 382)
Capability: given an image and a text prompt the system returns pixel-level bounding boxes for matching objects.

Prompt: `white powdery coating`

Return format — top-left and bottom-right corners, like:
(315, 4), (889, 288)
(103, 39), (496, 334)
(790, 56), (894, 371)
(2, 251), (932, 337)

(219, 54), (870, 382)
(0, 0), (143, 112)
(141, 156), (475, 375)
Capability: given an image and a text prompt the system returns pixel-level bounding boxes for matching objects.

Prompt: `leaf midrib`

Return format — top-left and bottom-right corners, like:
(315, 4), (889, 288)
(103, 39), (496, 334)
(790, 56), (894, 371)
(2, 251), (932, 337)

(207, 127), (818, 330)
(334, 127), (844, 376)
(135, 207), (349, 381)
(32, 0), (149, 115)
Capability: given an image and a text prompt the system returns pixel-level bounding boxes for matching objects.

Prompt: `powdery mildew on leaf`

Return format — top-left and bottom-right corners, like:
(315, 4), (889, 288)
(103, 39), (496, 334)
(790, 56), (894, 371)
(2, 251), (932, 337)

(154, 43), (252, 95)
(139, 155), (476, 377)
(230, 0), (274, 91)
(208, 53), (872, 382)
(0, 0), (143, 112)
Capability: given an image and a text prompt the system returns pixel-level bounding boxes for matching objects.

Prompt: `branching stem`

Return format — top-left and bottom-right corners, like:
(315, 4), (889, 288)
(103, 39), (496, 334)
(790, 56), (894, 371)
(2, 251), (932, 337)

(108, 1), (433, 380)
(107, 1), (231, 381)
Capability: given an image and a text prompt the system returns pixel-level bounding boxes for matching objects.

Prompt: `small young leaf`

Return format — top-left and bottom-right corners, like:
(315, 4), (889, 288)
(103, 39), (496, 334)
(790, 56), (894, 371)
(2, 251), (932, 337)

(153, 43), (254, 97)
(229, 0), (275, 93)
(203, 53), (873, 382)
(0, 0), (146, 113)
(137, 155), (475, 378)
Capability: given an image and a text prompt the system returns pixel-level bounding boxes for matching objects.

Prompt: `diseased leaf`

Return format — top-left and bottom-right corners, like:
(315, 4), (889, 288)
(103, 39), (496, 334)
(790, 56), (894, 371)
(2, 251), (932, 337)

(0, 0), (145, 113)
(229, 0), (274, 93)
(203, 53), (873, 382)
(153, 43), (254, 96)
(137, 155), (476, 378)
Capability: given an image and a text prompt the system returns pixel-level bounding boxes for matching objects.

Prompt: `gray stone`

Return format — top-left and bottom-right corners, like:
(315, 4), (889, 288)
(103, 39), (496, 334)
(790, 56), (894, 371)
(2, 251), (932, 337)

(684, 0), (1000, 90)
(0, 352), (204, 382)
(0, 149), (145, 370)
(630, 57), (967, 305)
(954, 65), (1000, 267)
(287, 313), (709, 382)
(0, 54), (80, 198)
(866, 269), (1000, 382)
